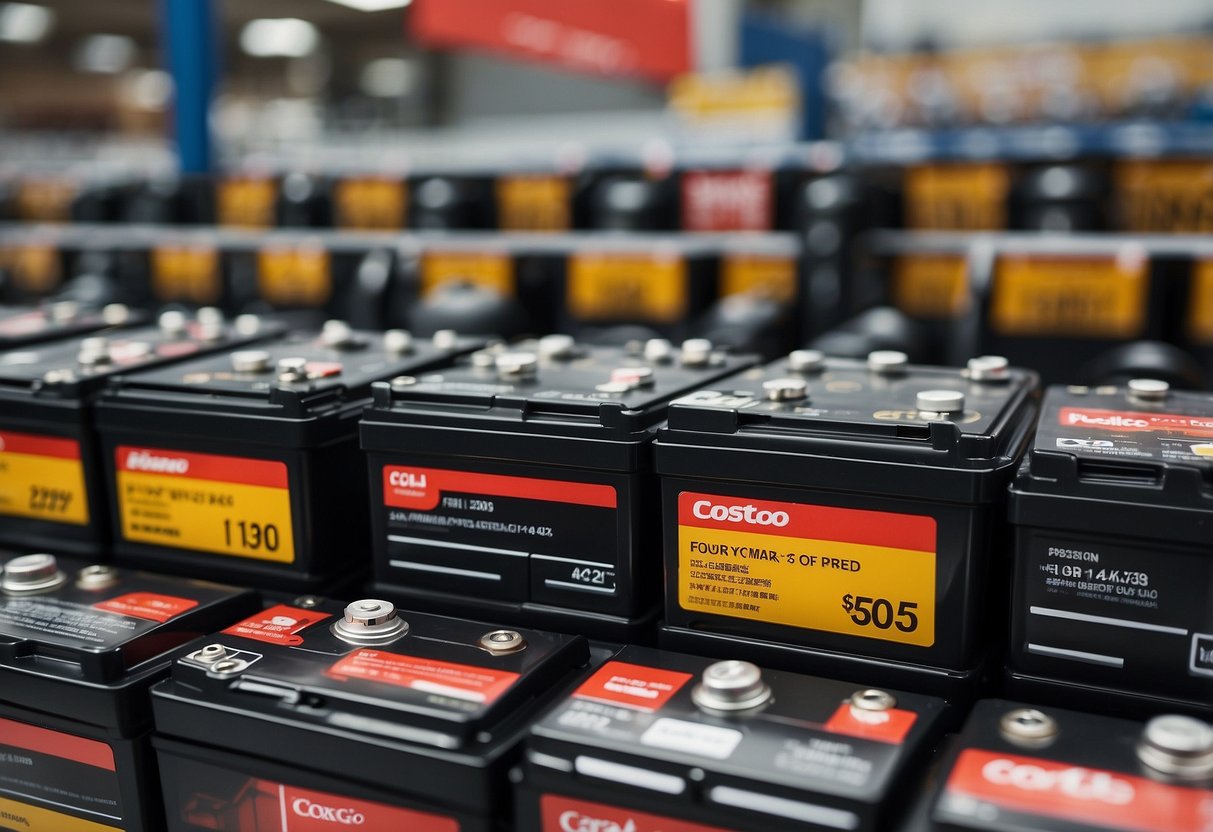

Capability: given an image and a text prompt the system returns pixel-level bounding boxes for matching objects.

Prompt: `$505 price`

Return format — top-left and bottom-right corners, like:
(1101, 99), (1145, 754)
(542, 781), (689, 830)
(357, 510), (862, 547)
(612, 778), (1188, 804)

(841, 594), (919, 633)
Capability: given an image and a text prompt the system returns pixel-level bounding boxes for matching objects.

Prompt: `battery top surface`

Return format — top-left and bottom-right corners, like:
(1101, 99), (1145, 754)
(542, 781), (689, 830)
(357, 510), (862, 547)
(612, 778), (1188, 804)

(0, 551), (256, 727)
(926, 699), (1213, 832)
(657, 351), (1038, 499)
(155, 597), (589, 759)
(528, 645), (946, 815)
(99, 325), (484, 425)
(1015, 382), (1213, 514)
(0, 302), (141, 350)
(0, 310), (280, 401)
(363, 336), (758, 445)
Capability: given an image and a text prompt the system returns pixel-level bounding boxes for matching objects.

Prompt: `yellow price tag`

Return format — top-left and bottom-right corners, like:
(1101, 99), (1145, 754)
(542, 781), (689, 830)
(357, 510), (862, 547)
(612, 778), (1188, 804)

(496, 175), (570, 231)
(16, 180), (76, 223)
(334, 177), (407, 230)
(0, 796), (120, 832)
(2, 245), (62, 295)
(257, 246), (331, 307)
(677, 492), (936, 647)
(217, 177), (277, 228)
(1115, 159), (1213, 233)
(720, 254), (797, 303)
(0, 430), (88, 525)
(116, 447), (295, 563)
(151, 246), (221, 304)
(421, 251), (515, 296)
(905, 163), (1009, 230)
(991, 253), (1149, 338)
(567, 253), (688, 323)
(891, 253), (970, 318)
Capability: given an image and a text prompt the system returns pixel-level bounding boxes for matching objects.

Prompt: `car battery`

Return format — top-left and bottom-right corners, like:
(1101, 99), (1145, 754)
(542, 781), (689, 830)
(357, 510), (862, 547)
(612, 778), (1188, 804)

(1007, 380), (1213, 718)
(361, 337), (757, 641)
(516, 644), (948, 832)
(95, 324), (484, 594)
(900, 699), (1213, 832)
(0, 301), (137, 350)
(0, 311), (281, 557)
(0, 550), (258, 832)
(152, 595), (592, 832)
(657, 351), (1039, 698)
(410, 174), (496, 230)
(959, 240), (1168, 385)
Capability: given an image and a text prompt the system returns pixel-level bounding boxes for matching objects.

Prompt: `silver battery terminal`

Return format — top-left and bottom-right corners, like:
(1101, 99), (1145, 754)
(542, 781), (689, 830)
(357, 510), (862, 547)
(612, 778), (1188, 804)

(383, 329), (413, 355)
(1137, 714), (1213, 781)
(50, 301), (80, 323)
(76, 564), (119, 591)
(917, 389), (965, 415)
(966, 355), (1010, 382)
(538, 334), (577, 360)
(42, 368), (75, 385)
(868, 350), (908, 374)
(681, 339), (713, 367)
(234, 314), (263, 337)
(763, 377), (808, 402)
(77, 337), (112, 366)
(788, 349), (825, 373)
(276, 357), (309, 383)
(496, 351), (538, 379)
(158, 310), (189, 338)
(643, 338), (674, 363)
(102, 303), (132, 325)
(320, 320), (355, 349)
(999, 708), (1060, 748)
(478, 629), (527, 655)
(1128, 378), (1170, 403)
(1, 553), (67, 595)
(692, 660), (772, 713)
(432, 329), (459, 349)
(331, 599), (409, 645)
(611, 366), (655, 388)
(231, 350), (271, 374)
(848, 689), (897, 724)
(189, 643), (230, 664)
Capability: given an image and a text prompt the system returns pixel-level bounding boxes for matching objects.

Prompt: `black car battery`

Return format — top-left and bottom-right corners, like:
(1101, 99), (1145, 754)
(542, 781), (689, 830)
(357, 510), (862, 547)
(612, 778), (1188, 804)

(0, 301), (137, 350)
(151, 595), (593, 832)
(0, 311), (281, 557)
(94, 324), (484, 594)
(410, 174), (496, 230)
(0, 550), (258, 832)
(657, 351), (1040, 699)
(361, 336), (758, 641)
(1007, 380), (1213, 718)
(516, 644), (948, 832)
(900, 699), (1213, 832)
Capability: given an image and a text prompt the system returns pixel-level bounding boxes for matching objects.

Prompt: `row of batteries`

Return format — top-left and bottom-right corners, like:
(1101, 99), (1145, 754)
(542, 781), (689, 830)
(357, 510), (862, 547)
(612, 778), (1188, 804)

(0, 304), (1209, 831)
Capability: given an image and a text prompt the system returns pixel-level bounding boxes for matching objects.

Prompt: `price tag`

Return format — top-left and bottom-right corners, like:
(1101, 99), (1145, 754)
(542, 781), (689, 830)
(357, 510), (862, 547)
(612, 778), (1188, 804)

(1188, 260), (1213, 344)
(420, 251), (514, 296)
(217, 177), (277, 228)
(891, 253), (969, 318)
(496, 175), (570, 231)
(334, 177), (407, 230)
(677, 491), (936, 646)
(151, 245), (221, 304)
(991, 253), (1148, 338)
(257, 246), (332, 307)
(2, 245), (62, 295)
(16, 179), (76, 222)
(1115, 159), (1213, 233)
(905, 163), (1009, 230)
(567, 253), (688, 323)
(720, 254), (797, 303)
(0, 431), (88, 525)
(116, 446), (295, 563)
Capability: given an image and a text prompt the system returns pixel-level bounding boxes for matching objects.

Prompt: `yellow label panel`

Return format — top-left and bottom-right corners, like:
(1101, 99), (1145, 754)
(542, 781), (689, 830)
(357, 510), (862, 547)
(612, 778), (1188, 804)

(677, 492), (936, 647)
(217, 177), (277, 228)
(567, 253), (688, 323)
(16, 180), (76, 223)
(0, 431), (88, 525)
(720, 254), (798, 303)
(905, 163), (1010, 230)
(116, 447), (295, 563)
(891, 253), (970, 318)
(1188, 260), (1213, 344)
(1115, 159), (1213, 232)
(496, 175), (571, 231)
(151, 245), (221, 304)
(2, 245), (62, 295)
(257, 247), (332, 307)
(0, 796), (120, 832)
(991, 254), (1149, 338)
(334, 177), (407, 230)
(421, 251), (515, 297)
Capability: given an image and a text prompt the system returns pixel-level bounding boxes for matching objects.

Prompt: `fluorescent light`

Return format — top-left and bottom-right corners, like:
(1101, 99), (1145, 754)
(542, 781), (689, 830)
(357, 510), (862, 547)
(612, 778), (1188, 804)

(74, 34), (136, 74)
(239, 18), (318, 58)
(0, 3), (53, 43)
(321, 0), (412, 11)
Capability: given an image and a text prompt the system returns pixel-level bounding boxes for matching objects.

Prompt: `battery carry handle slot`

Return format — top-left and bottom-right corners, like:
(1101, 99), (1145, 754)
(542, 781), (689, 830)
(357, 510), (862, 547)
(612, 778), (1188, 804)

(1031, 449), (1211, 498)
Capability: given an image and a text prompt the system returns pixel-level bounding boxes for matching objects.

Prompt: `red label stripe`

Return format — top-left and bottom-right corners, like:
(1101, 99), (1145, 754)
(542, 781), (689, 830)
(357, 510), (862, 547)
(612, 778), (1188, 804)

(383, 466), (617, 510)
(677, 491), (936, 553)
(116, 446), (288, 489)
(0, 717), (116, 771)
(0, 430), (81, 460)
